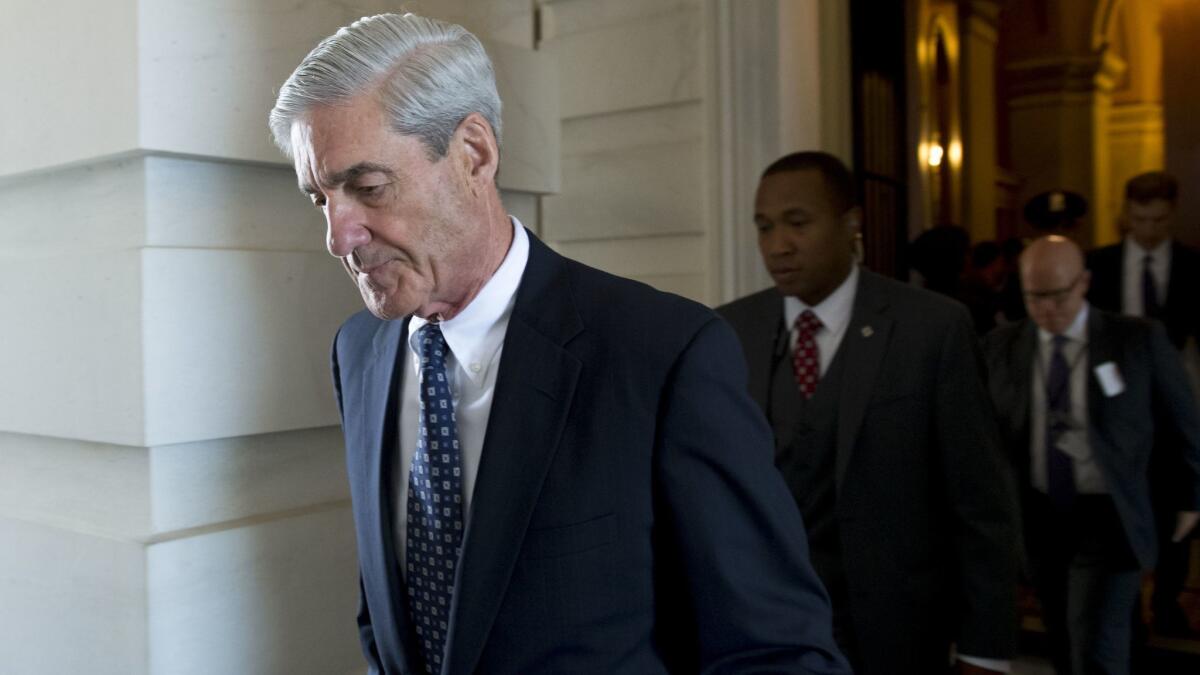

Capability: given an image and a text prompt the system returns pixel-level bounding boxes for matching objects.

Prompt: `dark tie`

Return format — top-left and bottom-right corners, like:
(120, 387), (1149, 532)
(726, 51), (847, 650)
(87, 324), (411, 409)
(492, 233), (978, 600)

(1142, 253), (1162, 319)
(792, 310), (823, 400)
(407, 323), (465, 674)
(1045, 334), (1076, 507)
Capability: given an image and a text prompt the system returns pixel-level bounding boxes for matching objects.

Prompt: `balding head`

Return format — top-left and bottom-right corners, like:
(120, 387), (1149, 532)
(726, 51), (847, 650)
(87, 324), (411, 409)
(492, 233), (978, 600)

(1019, 236), (1090, 334)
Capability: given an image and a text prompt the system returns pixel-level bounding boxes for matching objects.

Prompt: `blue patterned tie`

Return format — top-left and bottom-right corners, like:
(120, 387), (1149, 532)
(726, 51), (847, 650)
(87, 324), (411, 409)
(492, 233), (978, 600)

(1045, 334), (1076, 508)
(407, 322), (464, 674)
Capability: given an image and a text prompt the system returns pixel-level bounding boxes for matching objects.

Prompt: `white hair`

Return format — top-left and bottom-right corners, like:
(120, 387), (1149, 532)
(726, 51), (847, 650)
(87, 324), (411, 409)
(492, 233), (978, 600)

(269, 13), (502, 159)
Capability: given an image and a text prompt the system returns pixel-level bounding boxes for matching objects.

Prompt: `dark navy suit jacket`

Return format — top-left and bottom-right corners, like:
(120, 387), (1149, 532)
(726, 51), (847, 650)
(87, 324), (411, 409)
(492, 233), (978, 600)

(332, 231), (849, 674)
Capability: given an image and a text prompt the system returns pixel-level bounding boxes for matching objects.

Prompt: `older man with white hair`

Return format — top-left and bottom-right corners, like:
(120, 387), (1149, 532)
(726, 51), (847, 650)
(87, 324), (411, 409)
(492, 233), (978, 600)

(270, 13), (848, 675)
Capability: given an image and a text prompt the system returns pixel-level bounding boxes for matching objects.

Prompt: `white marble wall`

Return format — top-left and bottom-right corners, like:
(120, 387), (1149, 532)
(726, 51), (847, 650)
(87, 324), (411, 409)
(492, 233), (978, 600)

(537, 0), (847, 305)
(1, 1), (557, 673)
(540, 0), (711, 303)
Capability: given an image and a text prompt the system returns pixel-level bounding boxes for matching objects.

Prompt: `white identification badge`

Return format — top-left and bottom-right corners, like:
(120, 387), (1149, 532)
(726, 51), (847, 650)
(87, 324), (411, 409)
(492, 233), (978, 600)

(1093, 361), (1125, 397)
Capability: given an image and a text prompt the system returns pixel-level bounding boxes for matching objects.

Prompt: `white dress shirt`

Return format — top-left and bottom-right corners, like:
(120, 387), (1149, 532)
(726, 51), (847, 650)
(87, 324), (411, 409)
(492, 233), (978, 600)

(1030, 303), (1107, 495)
(782, 265), (860, 374)
(394, 217), (530, 572)
(1121, 237), (1171, 316)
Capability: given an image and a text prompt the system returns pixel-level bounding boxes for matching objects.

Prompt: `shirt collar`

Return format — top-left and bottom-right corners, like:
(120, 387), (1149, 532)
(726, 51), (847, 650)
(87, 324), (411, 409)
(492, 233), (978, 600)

(408, 216), (529, 385)
(1037, 302), (1089, 346)
(1124, 236), (1171, 260)
(783, 265), (859, 335)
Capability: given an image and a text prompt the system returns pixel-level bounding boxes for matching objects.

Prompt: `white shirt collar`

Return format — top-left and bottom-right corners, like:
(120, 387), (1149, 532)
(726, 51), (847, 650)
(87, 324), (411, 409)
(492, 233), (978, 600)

(1037, 302), (1089, 346)
(783, 265), (859, 335)
(408, 217), (529, 386)
(1124, 236), (1170, 260)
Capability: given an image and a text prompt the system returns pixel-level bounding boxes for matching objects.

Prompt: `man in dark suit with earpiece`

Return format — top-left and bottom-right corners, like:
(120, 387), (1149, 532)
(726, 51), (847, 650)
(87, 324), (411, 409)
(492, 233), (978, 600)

(720, 152), (1019, 675)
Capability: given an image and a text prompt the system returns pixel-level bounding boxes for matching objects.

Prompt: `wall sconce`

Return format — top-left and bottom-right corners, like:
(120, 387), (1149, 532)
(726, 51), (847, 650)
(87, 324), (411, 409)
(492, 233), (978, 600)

(928, 139), (945, 167)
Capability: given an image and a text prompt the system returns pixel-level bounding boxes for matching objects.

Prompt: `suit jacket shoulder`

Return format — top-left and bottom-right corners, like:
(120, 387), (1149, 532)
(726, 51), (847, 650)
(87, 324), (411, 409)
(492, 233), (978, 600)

(717, 287), (780, 328)
(857, 268), (972, 326)
(982, 318), (1028, 357)
(717, 269), (972, 337)
(557, 253), (719, 343)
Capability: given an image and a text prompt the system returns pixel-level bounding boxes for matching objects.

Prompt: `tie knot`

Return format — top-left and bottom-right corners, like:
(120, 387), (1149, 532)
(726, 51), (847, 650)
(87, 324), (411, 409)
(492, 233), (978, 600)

(1143, 253), (1154, 266)
(417, 322), (449, 365)
(1052, 334), (1069, 350)
(796, 310), (823, 335)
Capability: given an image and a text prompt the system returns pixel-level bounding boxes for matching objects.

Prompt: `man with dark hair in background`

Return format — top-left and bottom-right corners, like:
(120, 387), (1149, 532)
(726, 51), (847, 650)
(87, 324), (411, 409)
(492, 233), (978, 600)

(1087, 170), (1200, 637)
(962, 241), (1012, 335)
(719, 151), (1019, 674)
(908, 224), (970, 299)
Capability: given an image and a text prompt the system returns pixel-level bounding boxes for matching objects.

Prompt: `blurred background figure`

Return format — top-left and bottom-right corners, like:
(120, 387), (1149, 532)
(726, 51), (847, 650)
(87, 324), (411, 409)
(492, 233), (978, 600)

(1086, 171), (1200, 641)
(999, 238), (1029, 323)
(961, 240), (1011, 335)
(1024, 191), (1089, 236)
(984, 236), (1200, 675)
(909, 224), (971, 299)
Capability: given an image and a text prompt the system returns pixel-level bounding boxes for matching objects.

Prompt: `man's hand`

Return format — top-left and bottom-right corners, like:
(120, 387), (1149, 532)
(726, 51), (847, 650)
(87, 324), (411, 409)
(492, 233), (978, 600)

(1173, 511), (1200, 543)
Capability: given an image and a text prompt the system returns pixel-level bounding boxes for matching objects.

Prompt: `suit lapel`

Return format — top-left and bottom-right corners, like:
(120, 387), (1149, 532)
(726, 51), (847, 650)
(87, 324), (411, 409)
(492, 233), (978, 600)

(1007, 321), (1036, 472)
(445, 233), (583, 675)
(746, 290), (785, 412)
(1086, 309), (1122, 456)
(834, 270), (894, 490)
(360, 317), (416, 668)
(1167, 241), (1184, 307)
(1114, 246), (1126, 313)
(1165, 242), (1189, 340)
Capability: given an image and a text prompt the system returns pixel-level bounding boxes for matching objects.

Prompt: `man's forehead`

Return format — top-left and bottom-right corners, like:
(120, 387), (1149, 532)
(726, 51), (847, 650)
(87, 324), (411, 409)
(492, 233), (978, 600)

(1128, 199), (1173, 214)
(756, 171), (831, 210)
(290, 107), (408, 192)
(1021, 255), (1083, 283)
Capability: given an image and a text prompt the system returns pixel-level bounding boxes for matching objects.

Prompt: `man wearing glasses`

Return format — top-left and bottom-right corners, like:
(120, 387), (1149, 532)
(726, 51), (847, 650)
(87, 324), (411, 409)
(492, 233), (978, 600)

(983, 236), (1200, 675)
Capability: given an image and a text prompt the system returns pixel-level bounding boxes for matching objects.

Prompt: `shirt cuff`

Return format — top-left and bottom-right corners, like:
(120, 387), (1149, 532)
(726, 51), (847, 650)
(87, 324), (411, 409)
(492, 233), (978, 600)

(958, 655), (1012, 672)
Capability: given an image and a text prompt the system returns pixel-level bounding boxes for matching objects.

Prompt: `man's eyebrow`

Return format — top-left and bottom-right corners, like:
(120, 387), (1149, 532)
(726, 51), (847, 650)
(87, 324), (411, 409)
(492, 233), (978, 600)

(299, 162), (397, 195)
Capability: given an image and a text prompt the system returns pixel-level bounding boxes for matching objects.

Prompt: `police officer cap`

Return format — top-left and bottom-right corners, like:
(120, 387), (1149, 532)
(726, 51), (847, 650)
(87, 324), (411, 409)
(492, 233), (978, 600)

(1023, 190), (1087, 230)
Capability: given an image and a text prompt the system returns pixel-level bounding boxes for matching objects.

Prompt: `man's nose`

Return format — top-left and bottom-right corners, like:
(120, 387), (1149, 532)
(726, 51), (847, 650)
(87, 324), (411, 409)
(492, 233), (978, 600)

(762, 228), (794, 257)
(326, 198), (371, 258)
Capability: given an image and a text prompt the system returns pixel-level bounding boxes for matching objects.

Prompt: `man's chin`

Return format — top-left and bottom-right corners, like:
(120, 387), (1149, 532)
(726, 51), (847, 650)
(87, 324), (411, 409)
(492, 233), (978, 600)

(361, 292), (412, 322)
(773, 281), (808, 298)
(356, 277), (414, 321)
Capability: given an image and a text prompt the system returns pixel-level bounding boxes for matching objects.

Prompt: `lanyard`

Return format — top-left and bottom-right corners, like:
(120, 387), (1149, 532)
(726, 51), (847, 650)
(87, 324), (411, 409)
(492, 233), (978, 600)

(1034, 337), (1088, 396)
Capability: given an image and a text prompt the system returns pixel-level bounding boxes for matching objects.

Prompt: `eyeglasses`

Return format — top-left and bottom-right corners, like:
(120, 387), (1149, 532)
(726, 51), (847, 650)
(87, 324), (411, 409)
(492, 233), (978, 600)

(1023, 273), (1083, 305)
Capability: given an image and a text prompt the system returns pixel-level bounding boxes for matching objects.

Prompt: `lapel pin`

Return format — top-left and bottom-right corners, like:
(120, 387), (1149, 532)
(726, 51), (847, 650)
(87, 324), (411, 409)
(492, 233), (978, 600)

(861, 326), (874, 338)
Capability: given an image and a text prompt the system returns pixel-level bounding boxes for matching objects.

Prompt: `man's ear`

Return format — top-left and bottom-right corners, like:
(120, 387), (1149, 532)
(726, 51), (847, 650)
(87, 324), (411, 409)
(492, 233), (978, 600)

(843, 206), (863, 233)
(454, 112), (499, 191)
(843, 206), (863, 249)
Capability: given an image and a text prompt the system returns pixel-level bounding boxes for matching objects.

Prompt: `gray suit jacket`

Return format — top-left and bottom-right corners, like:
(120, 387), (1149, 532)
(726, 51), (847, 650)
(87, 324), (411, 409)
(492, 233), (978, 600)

(719, 268), (1019, 672)
(983, 309), (1200, 568)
